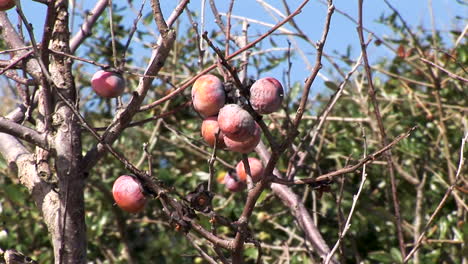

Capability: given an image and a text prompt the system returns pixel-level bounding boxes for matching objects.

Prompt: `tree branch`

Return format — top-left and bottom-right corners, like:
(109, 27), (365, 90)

(70, 0), (108, 53)
(0, 12), (42, 79)
(81, 0), (188, 172)
(420, 57), (468, 83)
(138, 0), (311, 112)
(357, 0), (406, 257)
(255, 141), (337, 263)
(271, 126), (417, 186)
(0, 116), (52, 150)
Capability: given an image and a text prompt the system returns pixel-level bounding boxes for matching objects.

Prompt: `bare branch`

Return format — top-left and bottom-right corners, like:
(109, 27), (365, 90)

(0, 13), (41, 78)
(255, 142), (336, 263)
(271, 126), (416, 185)
(139, 0), (311, 112)
(404, 132), (468, 263)
(70, 0), (108, 53)
(357, 0), (406, 257)
(186, 234), (219, 264)
(82, 0), (189, 172)
(420, 57), (468, 82)
(324, 126), (369, 263)
(0, 116), (51, 150)
(271, 113), (371, 123)
(150, 0), (169, 34)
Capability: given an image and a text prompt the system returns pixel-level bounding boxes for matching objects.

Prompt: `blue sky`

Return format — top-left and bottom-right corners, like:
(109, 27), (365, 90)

(2, 0), (467, 98)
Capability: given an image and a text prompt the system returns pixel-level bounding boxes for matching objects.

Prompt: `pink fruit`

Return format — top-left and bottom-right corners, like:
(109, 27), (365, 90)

(218, 104), (256, 141)
(201, 116), (226, 149)
(0, 0), (15, 11)
(191, 74), (226, 117)
(249, 77), (284, 114)
(223, 172), (246, 192)
(91, 70), (125, 98)
(112, 175), (147, 213)
(236, 157), (264, 183)
(224, 123), (261, 153)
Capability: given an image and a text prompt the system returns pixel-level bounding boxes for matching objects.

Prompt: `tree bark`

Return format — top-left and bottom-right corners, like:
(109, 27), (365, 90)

(47, 1), (86, 263)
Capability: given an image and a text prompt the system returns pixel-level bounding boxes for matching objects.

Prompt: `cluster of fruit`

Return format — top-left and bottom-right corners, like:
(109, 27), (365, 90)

(193, 74), (284, 193)
(107, 72), (284, 212)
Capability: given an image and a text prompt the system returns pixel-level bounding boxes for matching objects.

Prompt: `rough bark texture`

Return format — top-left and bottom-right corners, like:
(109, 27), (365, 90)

(0, 13), (41, 79)
(47, 1), (86, 263)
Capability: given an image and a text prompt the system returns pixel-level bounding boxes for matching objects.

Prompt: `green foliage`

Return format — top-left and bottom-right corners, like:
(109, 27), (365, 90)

(0, 2), (466, 264)
(0, 175), (53, 262)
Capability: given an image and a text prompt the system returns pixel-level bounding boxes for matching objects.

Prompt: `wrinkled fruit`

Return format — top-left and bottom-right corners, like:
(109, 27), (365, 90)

(218, 104), (256, 141)
(224, 123), (261, 153)
(250, 77), (284, 114)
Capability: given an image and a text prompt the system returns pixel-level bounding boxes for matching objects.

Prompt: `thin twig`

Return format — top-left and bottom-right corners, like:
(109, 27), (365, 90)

(121, 0), (147, 68)
(108, 0), (118, 68)
(324, 126), (368, 264)
(271, 126), (416, 185)
(218, 13), (294, 35)
(186, 234), (219, 264)
(420, 57), (468, 82)
(224, 0), (235, 58)
(357, 0), (406, 257)
(403, 132), (468, 263)
(0, 50), (34, 76)
(287, 52), (362, 180)
(138, 0), (311, 112)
